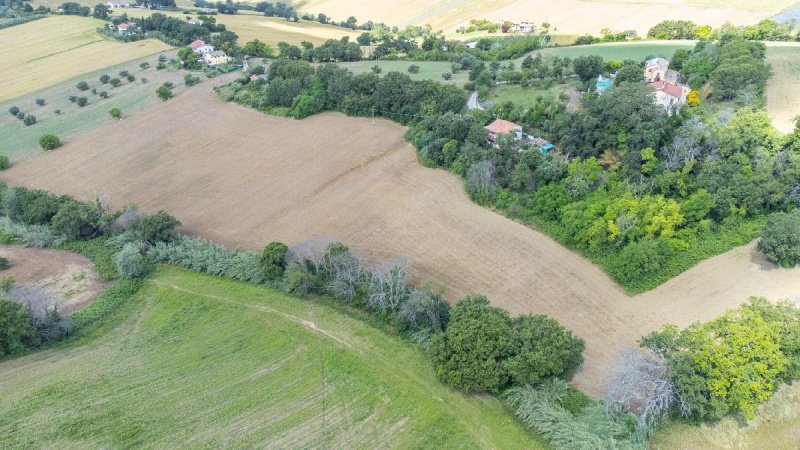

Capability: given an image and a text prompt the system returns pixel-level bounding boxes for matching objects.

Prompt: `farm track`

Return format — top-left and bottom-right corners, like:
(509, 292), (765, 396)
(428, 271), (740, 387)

(4, 87), (800, 396)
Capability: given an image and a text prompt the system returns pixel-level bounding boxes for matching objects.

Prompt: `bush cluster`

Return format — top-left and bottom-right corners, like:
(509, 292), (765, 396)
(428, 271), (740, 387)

(642, 298), (800, 421)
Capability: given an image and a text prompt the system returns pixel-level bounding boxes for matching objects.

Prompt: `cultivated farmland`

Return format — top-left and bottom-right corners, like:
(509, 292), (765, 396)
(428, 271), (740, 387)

(0, 50), (203, 162)
(765, 44), (800, 133)
(0, 266), (544, 448)
(278, 0), (793, 35)
(0, 16), (170, 101)
(4, 87), (800, 395)
(113, 8), (361, 47)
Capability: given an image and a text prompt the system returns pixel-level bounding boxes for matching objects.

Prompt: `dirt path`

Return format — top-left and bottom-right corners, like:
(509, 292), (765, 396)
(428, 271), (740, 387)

(0, 246), (108, 313)
(3, 87), (799, 396)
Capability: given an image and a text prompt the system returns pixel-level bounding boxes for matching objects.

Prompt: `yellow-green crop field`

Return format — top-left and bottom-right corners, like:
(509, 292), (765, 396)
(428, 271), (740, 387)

(114, 8), (361, 47)
(0, 16), (171, 101)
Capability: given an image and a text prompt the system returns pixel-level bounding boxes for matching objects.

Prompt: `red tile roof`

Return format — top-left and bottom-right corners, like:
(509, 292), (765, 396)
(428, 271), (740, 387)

(188, 39), (206, 50)
(117, 23), (129, 30)
(484, 119), (520, 135)
(648, 81), (686, 98)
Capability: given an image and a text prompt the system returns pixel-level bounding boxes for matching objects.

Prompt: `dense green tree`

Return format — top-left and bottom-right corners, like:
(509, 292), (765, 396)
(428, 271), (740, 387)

(39, 134), (61, 150)
(758, 210), (800, 267)
(572, 55), (604, 83)
(643, 304), (788, 420)
(92, 3), (109, 19)
(430, 296), (514, 393)
(260, 241), (288, 280)
(128, 210), (180, 244)
(0, 299), (35, 357)
(505, 314), (585, 386)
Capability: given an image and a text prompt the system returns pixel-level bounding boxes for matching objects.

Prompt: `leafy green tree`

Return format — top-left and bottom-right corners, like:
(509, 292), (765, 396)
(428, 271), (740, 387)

(0, 156), (10, 170)
(505, 314), (585, 386)
(614, 63), (642, 84)
(39, 134), (61, 150)
(50, 200), (103, 240)
(260, 241), (288, 280)
(35, 98), (45, 106)
(0, 299), (35, 357)
(572, 55), (604, 83)
(241, 39), (274, 58)
(76, 97), (88, 107)
(92, 3), (109, 19)
(128, 211), (180, 244)
(23, 115), (36, 126)
(114, 243), (148, 278)
(8, 106), (19, 116)
(430, 295), (514, 393)
(643, 305), (788, 420)
(758, 210), (800, 267)
(109, 78), (122, 88)
(156, 84), (173, 101)
(100, 74), (110, 84)
(109, 107), (122, 119)
(76, 81), (89, 91)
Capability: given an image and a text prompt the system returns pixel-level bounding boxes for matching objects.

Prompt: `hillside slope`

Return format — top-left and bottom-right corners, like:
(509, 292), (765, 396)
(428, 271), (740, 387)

(5, 87), (800, 396)
(0, 266), (543, 448)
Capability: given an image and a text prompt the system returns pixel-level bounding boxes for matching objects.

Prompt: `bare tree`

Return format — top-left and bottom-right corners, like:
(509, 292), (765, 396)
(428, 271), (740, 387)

(660, 117), (706, 170)
(286, 236), (337, 273)
(605, 348), (689, 433)
(325, 251), (366, 302)
(614, 212), (639, 246)
(366, 265), (410, 313)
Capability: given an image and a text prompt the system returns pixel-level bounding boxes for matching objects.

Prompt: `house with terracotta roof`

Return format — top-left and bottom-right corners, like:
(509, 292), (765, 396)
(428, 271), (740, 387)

(116, 22), (132, 35)
(485, 119), (523, 144)
(648, 81), (690, 112)
(189, 39), (215, 54)
(203, 50), (231, 66)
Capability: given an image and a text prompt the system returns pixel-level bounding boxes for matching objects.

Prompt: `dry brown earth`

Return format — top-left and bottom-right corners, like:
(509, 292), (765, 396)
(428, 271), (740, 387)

(0, 246), (108, 313)
(4, 88), (799, 395)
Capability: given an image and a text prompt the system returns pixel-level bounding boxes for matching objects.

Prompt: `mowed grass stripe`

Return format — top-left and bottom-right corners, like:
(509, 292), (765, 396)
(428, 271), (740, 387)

(0, 266), (546, 448)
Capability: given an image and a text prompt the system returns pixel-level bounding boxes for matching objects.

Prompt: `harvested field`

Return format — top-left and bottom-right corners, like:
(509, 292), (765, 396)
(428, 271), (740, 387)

(765, 44), (800, 133)
(113, 8), (360, 47)
(281, 0), (791, 35)
(0, 246), (107, 313)
(0, 16), (170, 101)
(4, 87), (800, 396)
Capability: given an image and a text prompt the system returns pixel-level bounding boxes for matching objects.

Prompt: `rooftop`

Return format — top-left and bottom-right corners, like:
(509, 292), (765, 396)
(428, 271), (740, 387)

(485, 119), (521, 135)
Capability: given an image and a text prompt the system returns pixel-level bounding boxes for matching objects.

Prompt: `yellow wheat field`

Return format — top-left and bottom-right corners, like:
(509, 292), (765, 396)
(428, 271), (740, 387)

(0, 16), (170, 101)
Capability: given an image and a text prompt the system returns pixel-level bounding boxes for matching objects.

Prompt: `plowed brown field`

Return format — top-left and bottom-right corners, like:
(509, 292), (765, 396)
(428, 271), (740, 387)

(4, 88), (799, 396)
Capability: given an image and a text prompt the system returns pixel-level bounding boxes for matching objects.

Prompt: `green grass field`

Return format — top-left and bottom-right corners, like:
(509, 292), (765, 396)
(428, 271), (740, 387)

(0, 266), (547, 448)
(0, 50), (202, 162)
(523, 41), (696, 63)
(338, 59), (470, 85)
(486, 80), (579, 106)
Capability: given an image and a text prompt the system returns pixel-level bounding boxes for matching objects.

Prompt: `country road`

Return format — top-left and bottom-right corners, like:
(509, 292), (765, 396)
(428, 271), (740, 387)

(467, 91), (484, 110)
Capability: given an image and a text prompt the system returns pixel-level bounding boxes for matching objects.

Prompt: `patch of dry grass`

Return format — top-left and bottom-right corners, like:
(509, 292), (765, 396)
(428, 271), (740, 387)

(0, 16), (170, 101)
(651, 382), (800, 449)
(114, 8), (360, 47)
(766, 45), (800, 133)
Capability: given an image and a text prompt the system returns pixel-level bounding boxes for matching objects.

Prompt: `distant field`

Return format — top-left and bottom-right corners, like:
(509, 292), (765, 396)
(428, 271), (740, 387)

(0, 266), (544, 448)
(0, 16), (171, 101)
(651, 382), (800, 450)
(765, 45), (800, 133)
(281, 0), (791, 35)
(0, 50), (215, 162)
(114, 8), (360, 47)
(525, 41), (695, 63)
(338, 60), (469, 84)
